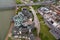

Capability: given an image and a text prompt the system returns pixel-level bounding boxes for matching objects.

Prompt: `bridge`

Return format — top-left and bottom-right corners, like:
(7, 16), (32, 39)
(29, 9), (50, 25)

(17, 1), (55, 6)
(0, 0), (55, 10)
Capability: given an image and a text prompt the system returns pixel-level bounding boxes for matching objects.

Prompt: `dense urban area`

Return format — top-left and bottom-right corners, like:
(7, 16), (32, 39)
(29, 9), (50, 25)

(0, 0), (60, 40)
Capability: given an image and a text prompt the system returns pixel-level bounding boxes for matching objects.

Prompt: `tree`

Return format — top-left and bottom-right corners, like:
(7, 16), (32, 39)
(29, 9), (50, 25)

(55, 0), (59, 5)
(8, 37), (12, 40)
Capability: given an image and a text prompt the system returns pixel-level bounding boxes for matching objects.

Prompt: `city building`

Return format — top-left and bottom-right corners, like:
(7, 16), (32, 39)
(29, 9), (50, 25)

(38, 7), (60, 40)
(11, 8), (35, 40)
(22, 8), (33, 19)
(38, 7), (50, 15)
(13, 8), (33, 27)
(13, 12), (25, 26)
(12, 24), (35, 40)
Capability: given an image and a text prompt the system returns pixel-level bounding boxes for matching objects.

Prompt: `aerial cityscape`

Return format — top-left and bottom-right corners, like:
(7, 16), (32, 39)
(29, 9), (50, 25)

(0, 0), (60, 40)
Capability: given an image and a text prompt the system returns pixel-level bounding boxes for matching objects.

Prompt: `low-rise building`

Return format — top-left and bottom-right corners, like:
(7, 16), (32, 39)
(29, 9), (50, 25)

(12, 23), (35, 40)
(38, 7), (50, 15)
(11, 8), (35, 40)
(13, 8), (33, 27)
(38, 7), (60, 39)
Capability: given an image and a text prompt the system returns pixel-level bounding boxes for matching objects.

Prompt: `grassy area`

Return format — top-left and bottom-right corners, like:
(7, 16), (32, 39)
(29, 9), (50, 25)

(8, 37), (12, 40)
(33, 0), (38, 2)
(32, 5), (41, 10)
(32, 27), (37, 36)
(32, 5), (45, 10)
(36, 13), (56, 40)
(16, 0), (22, 4)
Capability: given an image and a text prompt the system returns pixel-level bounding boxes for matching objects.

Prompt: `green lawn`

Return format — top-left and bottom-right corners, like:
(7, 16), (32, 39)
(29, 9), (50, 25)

(32, 5), (41, 10)
(32, 27), (37, 36)
(32, 5), (45, 10)
(36, 13), (56, 40)
(16, 0), (22, 4)
(33, 0), (38, 2)
(8, 37), (12, 40)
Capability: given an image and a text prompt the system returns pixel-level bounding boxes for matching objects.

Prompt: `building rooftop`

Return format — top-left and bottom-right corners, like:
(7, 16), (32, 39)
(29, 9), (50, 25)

(51, 5), (60, 14)
(12, 24), (35, 40)
(13, 9), (33, 27)
(13, 12), (25, 26)
(12, 8), (35, 40)
(22, 8), (33, 19)
(39, 7), (60, 39)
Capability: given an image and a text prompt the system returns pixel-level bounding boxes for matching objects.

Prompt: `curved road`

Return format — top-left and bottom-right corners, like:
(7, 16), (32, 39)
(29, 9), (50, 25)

(29, 6), (40, 36)
(17, 1), (55, 6)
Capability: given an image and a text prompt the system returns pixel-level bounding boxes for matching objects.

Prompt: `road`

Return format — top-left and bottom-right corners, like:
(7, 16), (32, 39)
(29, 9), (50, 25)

(29, 6), (40, 36)
(29, 6), (41, 40)
(17, 1), (55, 6)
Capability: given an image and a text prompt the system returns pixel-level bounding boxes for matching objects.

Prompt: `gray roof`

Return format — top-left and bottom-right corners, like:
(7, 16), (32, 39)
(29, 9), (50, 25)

(22, 9), (33, 19)
(13, 12), (25, 26)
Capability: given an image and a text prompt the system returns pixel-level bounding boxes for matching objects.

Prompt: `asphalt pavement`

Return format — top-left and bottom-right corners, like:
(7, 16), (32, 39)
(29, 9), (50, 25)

(29, 6), (40, 36)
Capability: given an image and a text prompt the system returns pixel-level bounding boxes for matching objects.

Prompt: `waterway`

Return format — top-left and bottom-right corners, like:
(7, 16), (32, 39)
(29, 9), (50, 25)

(0, 0), (16, 40)
(0, 9), (15, 40)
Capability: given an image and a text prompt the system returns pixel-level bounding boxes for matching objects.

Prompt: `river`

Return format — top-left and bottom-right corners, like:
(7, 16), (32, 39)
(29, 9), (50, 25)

(0, 0), (16, 40)
(0, 9), (15, 40)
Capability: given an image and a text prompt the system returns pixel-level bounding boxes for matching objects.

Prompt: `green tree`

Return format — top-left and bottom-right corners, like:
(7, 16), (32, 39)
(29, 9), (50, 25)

(8, 37), (12, 40)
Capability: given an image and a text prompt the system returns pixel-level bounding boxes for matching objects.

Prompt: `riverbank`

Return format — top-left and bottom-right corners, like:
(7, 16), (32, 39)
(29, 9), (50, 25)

(0, 10), (15, 40)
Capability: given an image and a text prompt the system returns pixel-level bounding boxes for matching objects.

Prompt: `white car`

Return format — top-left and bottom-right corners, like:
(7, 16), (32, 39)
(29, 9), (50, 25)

(40, 7), (49, 11)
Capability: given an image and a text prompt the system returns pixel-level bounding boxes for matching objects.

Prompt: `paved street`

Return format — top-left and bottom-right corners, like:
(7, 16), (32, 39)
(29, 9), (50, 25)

(29, 7), (41, 40)
(29, 6), (40, 36)
(17, 1), (55, 6)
